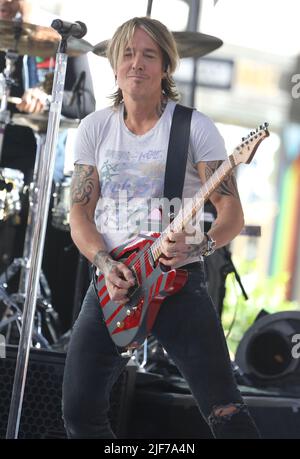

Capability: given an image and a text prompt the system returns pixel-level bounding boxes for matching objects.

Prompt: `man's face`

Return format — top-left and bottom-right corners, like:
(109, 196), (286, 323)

(0, 0), (22, 20)
(116, 27), (165, 103)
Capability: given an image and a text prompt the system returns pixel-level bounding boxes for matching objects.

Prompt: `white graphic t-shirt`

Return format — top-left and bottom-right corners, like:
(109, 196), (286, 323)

(74, 100), (227, 257)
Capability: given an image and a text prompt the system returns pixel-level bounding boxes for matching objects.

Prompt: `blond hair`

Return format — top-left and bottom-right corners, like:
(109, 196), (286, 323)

(106, 17), (180, 107)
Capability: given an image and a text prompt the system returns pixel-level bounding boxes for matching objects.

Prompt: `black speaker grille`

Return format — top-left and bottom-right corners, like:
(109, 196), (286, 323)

(0, 347), (66, 439)
(0, 346), (136, 439)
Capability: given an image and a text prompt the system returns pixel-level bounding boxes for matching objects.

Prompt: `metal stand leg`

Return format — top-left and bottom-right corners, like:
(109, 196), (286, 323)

(0, 131), (58, 347)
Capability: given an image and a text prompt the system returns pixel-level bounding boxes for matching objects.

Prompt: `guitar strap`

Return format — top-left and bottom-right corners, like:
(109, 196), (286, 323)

(163, 103), (194, 224)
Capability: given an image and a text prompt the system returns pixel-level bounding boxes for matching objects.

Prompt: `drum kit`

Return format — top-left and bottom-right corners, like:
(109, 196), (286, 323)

(0, 18), (88, 349)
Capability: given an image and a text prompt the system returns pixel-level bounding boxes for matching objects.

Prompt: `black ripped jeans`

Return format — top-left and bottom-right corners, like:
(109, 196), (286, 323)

(62, 262), (260, 439)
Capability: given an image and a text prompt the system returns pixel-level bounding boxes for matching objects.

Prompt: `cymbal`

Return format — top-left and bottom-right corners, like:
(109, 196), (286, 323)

(0, 19), (93, 57)
(93, 31), (222, 59)
(12, 113), (80, 132)
(172, 31), (222, 59)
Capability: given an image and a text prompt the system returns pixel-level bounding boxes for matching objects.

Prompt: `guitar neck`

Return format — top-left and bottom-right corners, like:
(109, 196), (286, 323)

(150, 155), (236, 262)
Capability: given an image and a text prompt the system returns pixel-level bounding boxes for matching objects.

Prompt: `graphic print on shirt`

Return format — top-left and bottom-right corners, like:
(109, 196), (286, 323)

(97, 147), (166, 237)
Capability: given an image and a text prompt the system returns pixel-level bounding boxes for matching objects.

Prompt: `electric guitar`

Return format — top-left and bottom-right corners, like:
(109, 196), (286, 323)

(96, 123), (270, 350)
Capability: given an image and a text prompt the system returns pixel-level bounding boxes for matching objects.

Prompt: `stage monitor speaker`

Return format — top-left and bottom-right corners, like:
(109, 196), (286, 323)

(0, 345), (136, 439)
(128, 386), (300, 439)
(235, 310), (300, 392)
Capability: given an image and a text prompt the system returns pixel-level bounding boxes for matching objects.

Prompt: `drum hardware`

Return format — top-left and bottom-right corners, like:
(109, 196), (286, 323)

(3, 19), (87, 439)
(0, 167), (24, 223)
(93, 31), (222, 60)
(0, 108), (79, 345)
(0, 46), (19, 162)
(0, 65), (80, 354)
(0, 130), (58, 345)
(51, 174), (72, 231)
(0, 19), (25, 229)
(94, 0), (222, 59)
(0, 280), (54, 349)
(0, 18), (93, 57)
(0, 95), (22, 105)
(11, 112), (79, 133)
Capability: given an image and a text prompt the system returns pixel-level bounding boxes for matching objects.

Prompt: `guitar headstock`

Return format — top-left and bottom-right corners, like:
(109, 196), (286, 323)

(232, 123), (270, 165)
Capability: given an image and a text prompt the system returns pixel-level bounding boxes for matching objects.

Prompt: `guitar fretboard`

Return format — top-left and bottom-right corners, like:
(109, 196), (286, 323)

(150, 155), (236, 262)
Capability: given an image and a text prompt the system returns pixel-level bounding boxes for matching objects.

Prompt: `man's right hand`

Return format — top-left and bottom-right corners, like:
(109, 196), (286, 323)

(17, 87), (49, 114)
(102, 259), (136, 305)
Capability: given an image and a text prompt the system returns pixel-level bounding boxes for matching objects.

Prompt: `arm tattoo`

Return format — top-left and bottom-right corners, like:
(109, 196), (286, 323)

(70, 165), (95, 207)
(186, 245), (202, 257)
(186, 239), (207, 257)
(93, 250), (113, 272)
(205, 161), (239, 198)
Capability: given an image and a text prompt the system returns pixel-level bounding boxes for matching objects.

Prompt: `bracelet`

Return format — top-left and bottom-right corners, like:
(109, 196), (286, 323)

(201, 232), (216, 257)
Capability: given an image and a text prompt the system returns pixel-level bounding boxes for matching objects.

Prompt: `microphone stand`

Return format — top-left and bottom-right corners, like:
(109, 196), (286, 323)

(222, 246), (248, 300)
(6, 22), (86, 439)
(217, 246), (248, 317)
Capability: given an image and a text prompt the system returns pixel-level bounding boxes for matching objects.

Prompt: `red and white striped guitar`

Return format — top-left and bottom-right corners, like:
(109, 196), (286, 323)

(96, 124), (270, 350)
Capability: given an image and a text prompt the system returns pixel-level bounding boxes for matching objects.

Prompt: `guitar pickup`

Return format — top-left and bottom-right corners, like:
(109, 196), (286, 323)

(127, 277), (139, 298)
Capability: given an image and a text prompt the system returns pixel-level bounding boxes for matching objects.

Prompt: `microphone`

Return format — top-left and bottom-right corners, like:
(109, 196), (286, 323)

(51, 20), (87, 39)
(68, 71), (86, 106)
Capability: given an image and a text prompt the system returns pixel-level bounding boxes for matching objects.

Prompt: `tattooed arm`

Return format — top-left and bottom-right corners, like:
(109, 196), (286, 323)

(69, 164), (108, 268)
(197, 161), (244, 249)
(69, 164), (135, 303)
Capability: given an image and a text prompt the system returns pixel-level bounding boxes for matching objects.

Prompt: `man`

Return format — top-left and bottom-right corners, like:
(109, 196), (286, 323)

(0, 0), (95, 331)
(62, 16), (260, 439)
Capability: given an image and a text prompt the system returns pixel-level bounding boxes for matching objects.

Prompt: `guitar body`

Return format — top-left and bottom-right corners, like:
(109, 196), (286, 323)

(96, 233), (188, 349)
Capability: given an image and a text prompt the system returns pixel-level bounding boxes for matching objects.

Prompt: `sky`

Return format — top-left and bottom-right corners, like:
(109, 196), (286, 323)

(38, 0), (300, 57)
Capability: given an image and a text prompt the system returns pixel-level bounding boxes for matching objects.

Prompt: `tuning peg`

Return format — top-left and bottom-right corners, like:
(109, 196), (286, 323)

(242, 137), (246, 141)
(264, 122), (269, 128)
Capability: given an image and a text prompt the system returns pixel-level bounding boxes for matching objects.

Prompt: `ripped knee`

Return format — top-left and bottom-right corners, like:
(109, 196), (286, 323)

(208, 402), (246, 426)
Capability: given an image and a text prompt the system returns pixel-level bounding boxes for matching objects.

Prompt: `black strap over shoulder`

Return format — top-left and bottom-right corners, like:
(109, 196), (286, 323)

(163, 104), (194, 202)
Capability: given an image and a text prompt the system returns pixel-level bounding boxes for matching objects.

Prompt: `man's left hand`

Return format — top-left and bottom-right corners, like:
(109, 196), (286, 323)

(160, 229), (203, 267)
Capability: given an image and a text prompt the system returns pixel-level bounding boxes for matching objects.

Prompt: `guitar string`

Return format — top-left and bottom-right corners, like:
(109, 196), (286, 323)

(128, 160), (232, 275)
(127, 158), (234, 274)
(104, 132), (266, 298)
(112, 130), (266, 275)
